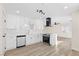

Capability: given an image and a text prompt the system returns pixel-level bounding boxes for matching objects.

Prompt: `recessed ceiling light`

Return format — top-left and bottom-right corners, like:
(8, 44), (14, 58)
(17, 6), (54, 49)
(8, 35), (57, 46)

(24, 24), (28, 27)
(64, 6), (68, 9)
(16, 10), (20, 14)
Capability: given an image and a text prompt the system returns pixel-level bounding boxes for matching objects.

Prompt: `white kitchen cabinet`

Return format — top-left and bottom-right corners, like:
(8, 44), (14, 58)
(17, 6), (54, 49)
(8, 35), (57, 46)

(26, 34), (42, 45)
(6, 29), (16, 50)
(26, 34), (33, 45)
(50, 34), (57, 46)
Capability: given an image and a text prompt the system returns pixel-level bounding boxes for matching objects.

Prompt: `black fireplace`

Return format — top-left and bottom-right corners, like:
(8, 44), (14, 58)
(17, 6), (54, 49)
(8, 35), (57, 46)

(43, 34), (50, 45)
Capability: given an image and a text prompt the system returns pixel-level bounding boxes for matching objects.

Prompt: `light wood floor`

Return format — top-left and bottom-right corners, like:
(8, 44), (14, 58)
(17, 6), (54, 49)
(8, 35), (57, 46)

(5, 37), (79, 56)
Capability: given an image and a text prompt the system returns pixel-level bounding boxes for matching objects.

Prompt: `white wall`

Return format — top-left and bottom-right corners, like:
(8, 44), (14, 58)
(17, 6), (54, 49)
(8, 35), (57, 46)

(51, 17), (72, 38)
(72, 10), (79, 51)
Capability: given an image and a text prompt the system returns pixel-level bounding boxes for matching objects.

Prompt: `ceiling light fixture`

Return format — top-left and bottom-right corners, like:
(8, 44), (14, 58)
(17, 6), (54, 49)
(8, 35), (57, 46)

(64, 6), (68, 9)
(37, 9), (45, 15)
(16, 10), (20, 14)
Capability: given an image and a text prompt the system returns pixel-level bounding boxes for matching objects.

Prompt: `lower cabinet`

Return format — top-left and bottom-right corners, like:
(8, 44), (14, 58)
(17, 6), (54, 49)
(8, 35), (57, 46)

(26, 34), (42, 45)
(6, 32), (42, 50)
(6, 37), (16, 50)
(50, 34), (57, 46)
(6, 29), (16, 50)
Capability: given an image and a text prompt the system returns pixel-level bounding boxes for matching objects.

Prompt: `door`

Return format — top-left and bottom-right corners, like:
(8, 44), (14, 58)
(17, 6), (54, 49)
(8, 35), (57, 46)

(0, 4), (6, 56)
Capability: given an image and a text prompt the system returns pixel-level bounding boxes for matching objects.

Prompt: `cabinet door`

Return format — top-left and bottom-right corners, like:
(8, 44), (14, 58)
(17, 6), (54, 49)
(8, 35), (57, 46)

(26, 35), (33, 45)
(6, 29), (16, 50)
(50, 34), (57, 46)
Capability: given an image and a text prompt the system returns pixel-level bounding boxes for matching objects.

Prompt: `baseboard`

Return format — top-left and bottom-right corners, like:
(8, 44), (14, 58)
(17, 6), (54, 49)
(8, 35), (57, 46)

(72, 48), (79, 52)
(57, 36), (72, 39)
(26, 41), (41, 46)
(72, 49), (79, 54)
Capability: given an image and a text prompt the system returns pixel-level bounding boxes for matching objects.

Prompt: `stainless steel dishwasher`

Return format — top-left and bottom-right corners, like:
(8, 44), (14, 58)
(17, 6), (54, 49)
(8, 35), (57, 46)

(16, 35), (26, 48)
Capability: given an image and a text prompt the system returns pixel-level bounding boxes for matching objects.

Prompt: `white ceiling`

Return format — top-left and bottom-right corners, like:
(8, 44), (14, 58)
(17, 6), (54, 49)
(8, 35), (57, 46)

(3, 3), (79, 19)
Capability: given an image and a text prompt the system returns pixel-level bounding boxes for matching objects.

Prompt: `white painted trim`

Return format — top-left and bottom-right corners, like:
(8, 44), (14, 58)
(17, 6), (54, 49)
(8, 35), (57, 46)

(72, 48), (79, 52)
